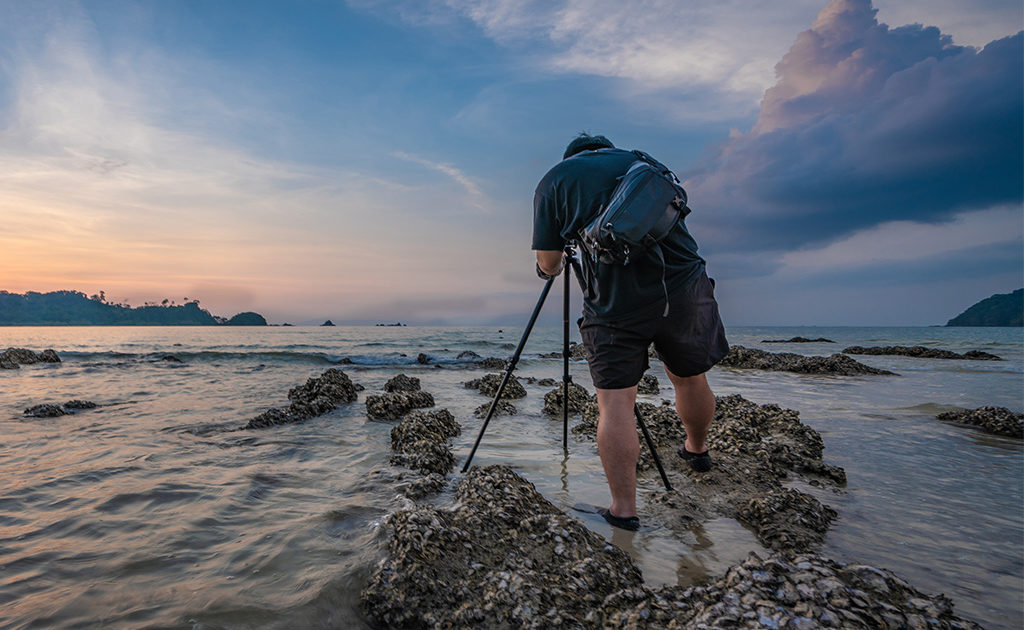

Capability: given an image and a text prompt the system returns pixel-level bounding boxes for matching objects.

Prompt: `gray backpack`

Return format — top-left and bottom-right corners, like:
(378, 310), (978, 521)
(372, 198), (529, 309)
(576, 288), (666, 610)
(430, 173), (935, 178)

(578, 150), (690, 266)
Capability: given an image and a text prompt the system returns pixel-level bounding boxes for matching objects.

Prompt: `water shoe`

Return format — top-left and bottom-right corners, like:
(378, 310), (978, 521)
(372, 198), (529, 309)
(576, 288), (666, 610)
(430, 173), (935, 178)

(679, 446), (712, 472)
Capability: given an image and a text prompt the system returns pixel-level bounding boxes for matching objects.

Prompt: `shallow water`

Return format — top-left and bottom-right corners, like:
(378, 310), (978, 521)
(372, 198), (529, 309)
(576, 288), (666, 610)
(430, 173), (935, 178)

(0, 325), (1021, 629)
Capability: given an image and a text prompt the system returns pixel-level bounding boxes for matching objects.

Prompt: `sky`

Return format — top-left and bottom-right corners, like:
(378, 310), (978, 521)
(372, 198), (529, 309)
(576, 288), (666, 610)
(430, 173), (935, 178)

(0, 0), (1021, 326)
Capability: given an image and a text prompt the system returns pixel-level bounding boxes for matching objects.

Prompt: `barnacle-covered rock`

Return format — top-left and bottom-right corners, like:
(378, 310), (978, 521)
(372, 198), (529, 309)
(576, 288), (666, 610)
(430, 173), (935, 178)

(474, 399), (517, 418)
(720, 345), (896, 375)
(1, 347), (61, 369)
(361, 465), (643, 629)
(844, 345), (1002, 360)
(389, 409), (461, 475)
(937, 406), (1023, 438)
(637, 373), (659, 395)
(542, 382), (592, 415)
(738, 487), (838, 550)
(366, 391), (435, 421)
(464, 373), (526, 399)
(24, 403), (67, 417)
(244, 368), (360, 429)
(384, 373), (420, 392)
(600, 552), (982, 629)
(63, 400), (97, 410)
(475, 357), (508, 370)
(575, 394), (844, 551)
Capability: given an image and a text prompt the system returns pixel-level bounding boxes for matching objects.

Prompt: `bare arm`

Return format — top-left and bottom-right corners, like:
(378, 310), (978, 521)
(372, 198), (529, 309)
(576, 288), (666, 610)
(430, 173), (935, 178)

(536, 250), (563, 277)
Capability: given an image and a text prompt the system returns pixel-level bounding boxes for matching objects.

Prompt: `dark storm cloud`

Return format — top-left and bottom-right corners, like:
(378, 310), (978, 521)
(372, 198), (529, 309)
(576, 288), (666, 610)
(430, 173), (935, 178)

(686, 0), (1023, 252)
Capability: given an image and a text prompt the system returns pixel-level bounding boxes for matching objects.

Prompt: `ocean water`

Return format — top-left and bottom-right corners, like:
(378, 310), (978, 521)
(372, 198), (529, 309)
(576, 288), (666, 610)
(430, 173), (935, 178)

(0, 325), (1021, 629)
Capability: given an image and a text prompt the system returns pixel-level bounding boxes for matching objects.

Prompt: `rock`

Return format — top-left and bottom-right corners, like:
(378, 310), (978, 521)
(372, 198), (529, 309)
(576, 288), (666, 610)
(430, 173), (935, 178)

(457, 350), (481, 359)
(416, 353), (432, 364)
(568, 341), (589, 360)
(937, 406), (1023, 438)
(475, 357), (508, 370)
(1, 347), (61, 368)
(384, 373), (421, 393)
(719, 346), (895, 375)
(366, 391), (435, 421)
(390, 409), (461, 475)
(24, 404), (67, 417)
(464, 373), (527, 399)
(842, 345), (1002, 361)
(537, 378), (557, 387)
(637, 373), (659, 395)
(63, 400), (97, 410)
(244, 368), (359, 429)
(738, 488), (838, 551)
(542, 382), (593, 415)
(575, 394), (845, 551)
(361, 465), (644, 629)
(38, 349), (61, 362)
(224, 311), (267, 326)
(946, 288), (1022, 327)
(321, 320), (335, 326)
(160, 355), (183, 362)
(474, 399), (517, 418)
(763, 337), (835, 343)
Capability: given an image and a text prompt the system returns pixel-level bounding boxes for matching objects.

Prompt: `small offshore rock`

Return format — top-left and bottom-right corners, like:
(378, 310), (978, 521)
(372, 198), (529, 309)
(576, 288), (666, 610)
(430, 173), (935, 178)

(464, 373), (526, 399)
(384, 373), (421, 392)
(416, 353), (432, 364)
(63, 400), (97, 410)
(637, 373), (659, 395)
(456, 350), (481, 359)
(2, 347), (61, 369)
(24, 404), (67, 417)
(537, 377), (557, 387)
(843, 345), (1002, 361)
(542, 382), (592, 415)
(244, 368), (359, 429)
(763, 337), (836, 343)
(719, 346), (895, 376)
(937, 406), (1023, 438)
(475, 357), (508, 370)
(160, 355), (183, 362)
(366, 391), (435, 421)
(474, 399), (517, 418)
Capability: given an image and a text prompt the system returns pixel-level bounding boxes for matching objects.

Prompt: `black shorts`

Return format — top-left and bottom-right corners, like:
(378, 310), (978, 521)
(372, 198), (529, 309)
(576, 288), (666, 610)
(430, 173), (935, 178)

(579, 272), (729, 390)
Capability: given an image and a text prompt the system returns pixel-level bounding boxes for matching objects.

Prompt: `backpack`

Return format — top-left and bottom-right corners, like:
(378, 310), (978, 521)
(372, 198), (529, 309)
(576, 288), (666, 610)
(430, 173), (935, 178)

(578, 150), (690, 266)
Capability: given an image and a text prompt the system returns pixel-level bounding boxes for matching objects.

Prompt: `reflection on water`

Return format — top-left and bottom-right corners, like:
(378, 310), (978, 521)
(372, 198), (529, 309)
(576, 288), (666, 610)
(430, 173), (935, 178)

(0, 325), (1021, 629)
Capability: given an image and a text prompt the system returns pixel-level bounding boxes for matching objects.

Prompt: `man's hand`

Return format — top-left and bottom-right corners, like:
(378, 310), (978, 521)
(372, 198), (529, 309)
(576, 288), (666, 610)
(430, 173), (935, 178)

(536, 250), (563, 279)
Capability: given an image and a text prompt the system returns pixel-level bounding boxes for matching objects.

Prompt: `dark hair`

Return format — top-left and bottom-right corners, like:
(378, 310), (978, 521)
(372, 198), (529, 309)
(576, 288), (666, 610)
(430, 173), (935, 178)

(563, 133), (614, 159)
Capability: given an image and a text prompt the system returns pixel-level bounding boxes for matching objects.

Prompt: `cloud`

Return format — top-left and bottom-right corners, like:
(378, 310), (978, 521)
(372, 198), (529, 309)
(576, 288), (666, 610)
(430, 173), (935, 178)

(685, 0), (1022, 255)
(393, 151), (488, 210)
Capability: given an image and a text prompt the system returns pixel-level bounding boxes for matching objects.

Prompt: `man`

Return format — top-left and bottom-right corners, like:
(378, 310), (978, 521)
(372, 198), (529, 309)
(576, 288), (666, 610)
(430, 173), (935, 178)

(533, 133), (729, 531)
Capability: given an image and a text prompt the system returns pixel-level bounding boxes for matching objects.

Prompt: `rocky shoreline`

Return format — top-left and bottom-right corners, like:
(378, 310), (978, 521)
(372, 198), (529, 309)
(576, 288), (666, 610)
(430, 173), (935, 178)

(843, 345), (1002, 361)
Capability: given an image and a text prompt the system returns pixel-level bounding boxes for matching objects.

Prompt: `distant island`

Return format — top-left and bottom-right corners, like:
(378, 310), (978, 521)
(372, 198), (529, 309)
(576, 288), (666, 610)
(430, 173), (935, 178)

(0, 290), (267, 326)
(376, 322), (406, 327)
(946, 288), (1023, 327)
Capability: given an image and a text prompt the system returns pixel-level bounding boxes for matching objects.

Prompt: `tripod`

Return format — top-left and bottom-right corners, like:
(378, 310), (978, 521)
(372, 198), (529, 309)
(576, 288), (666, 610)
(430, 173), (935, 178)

(460, 245), (673, 491)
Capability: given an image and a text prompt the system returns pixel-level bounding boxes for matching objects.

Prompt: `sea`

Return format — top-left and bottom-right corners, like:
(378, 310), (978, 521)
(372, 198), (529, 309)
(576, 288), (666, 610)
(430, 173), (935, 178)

(0, 325), (1021, 629)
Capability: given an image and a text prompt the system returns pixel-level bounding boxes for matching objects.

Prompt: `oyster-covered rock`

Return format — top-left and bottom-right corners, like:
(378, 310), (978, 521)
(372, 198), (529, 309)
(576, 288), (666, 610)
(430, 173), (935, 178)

(383, 373), (420, 393)
(475, 357), (508, 370)
(1, 347), (61, 369)
(542, 382), (592, 415)
(937, 406), (1023, 438)
(575, 394), (844, 551)
(366, 391), (435, 421)
(244, 368), (360, 429)
(844, 345), (1002, 360)
(720, 345), (895, 375)
(362, 465), (643, 629)
(474, 399), (517, 418)
(637, 373), (659, 395)
(464, 373), (527, 399)
(24, 403), (67, 417)
(389, 409), (462, 477)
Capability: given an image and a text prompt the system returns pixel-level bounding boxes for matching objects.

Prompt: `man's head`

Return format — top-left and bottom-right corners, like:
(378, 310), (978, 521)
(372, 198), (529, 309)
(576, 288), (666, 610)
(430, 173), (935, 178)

(563, 133), (614, 160)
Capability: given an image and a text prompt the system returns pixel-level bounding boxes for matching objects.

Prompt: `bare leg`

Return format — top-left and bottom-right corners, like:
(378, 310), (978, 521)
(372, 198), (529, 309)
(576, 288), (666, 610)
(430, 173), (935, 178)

(595, 386), (639, 518)
(664, 369), (715, 453)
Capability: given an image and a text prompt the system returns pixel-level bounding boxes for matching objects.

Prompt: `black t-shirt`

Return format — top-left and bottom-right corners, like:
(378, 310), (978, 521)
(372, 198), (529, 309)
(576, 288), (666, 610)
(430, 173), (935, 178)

(532, 148), (706, 321)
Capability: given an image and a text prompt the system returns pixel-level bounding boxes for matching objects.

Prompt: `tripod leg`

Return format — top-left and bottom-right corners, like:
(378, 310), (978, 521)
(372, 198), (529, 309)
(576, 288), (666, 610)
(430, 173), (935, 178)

(562, 260), (570, 452)
(461, 276), (556, 473)
(635, 404), (673, 491)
